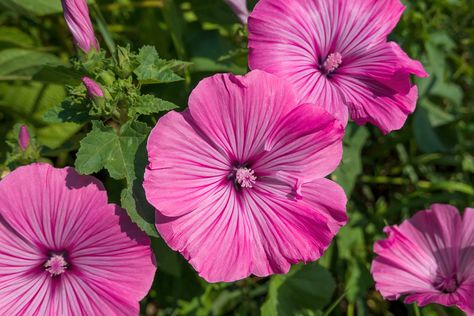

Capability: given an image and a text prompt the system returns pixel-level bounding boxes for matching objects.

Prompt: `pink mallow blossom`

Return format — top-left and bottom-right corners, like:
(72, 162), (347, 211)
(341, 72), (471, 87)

(18, 124), (30, 151)
(143, 70), (347, 282)
(0, 163), (156, 315)
(61, 0), (99, 53)
(248, 0), (428, 134)
(82, 77), (104, 98)
(372, 204), (474, 315)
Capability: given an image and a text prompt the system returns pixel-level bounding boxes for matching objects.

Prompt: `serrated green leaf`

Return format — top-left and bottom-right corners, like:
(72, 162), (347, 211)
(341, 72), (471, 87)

(75, 121), (118, 175)
(75, 120), (157, 236)
(129, 94), (178, 117)
(76, 120), (149, 180)
(134, 45), (184, 84)
(332, 124), (369, 196)
(261, 263), (335, 316)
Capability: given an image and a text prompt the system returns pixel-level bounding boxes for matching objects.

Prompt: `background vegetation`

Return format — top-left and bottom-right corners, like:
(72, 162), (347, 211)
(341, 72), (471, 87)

(0, 0), (472, 315)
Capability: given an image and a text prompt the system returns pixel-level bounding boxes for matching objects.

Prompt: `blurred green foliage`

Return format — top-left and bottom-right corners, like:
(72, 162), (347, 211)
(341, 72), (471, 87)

(0, 0), (472, 315)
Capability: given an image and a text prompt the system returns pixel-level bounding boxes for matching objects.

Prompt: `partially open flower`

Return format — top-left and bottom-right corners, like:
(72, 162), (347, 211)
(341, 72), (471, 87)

(18, 125), (30, 151)
(61, 0), (99, 53)
(82, 77), (104, 98)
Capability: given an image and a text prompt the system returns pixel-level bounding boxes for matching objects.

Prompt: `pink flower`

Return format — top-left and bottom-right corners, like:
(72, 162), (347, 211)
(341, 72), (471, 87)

(82, 77), (104, 98)
(18, 124), (30, 151)
(225, 0), (250, 24)
(144, 70), (347, 282)
(248, 0), (428, 134)
(371, 204), (474, 315)
(61, 0), (99, 53)
(0, 163), (156, 315)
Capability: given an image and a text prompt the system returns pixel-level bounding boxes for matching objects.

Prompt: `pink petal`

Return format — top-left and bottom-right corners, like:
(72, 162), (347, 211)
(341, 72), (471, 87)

(337, 76), (419, 134)
(0, 273), (51, 315)
(299, 178), (347, 234)
(156, 180), (338, 282)
(144, 110), (231, 217)
(335, 41), (428, 133)
(253, 104), (344, 181)
(188, 70), (299, 163)
(460, 208), (474, 280)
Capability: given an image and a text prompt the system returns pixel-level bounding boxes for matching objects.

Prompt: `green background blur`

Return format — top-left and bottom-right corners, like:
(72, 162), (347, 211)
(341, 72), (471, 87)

(0, 0), (472, 315)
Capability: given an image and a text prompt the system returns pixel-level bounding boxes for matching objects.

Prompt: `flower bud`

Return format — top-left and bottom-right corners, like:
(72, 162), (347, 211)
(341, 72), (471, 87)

(225, 0), (249, 24)
(18, 125), (30, 151)
(82, 77), (104, 98)
(61, 0), (99, 53)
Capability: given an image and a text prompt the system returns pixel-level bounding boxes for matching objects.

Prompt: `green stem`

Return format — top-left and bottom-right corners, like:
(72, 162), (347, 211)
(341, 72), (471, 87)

(413, 304), (422, 316)
(91, 2), (116, 59)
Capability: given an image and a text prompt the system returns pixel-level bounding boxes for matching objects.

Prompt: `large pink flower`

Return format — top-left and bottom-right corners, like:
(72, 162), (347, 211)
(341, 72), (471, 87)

(372, 204), (474, 315)
(144, 70), (347, 282)
(0, 163), (156, 315)
(248, 0), (428, 134)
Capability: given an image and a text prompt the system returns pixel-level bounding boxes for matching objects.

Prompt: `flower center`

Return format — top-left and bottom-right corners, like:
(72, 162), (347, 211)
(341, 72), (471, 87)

(44, 254), (68, 276)
(433, 275), (459, 293)
(234, 167), (257, 188)
(322, 52), (342, 74)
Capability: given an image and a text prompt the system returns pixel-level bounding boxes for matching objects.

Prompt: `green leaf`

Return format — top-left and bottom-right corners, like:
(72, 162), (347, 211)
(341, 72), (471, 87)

(0, 0), (92, 16)
(332, 124), (369, 196)
(337, 225), (366, 260)
(261, 263), (336, 316)
(0, 49), (62, 80)
(75, 121), (117, 175)
(134, 45), (185, 84)
(189, 0), (240, 25)
(121, 186), (158, 238)
(413, 107), (447, 153)
(345, 260), (373, 303)
(43, 100), (91, 124)
(129, 94), (178, 117)
(162, 0), (187, 59)
(76, 120), (146, 180)
(0, 27), (34, 48)
(75, 120), (157, 236)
